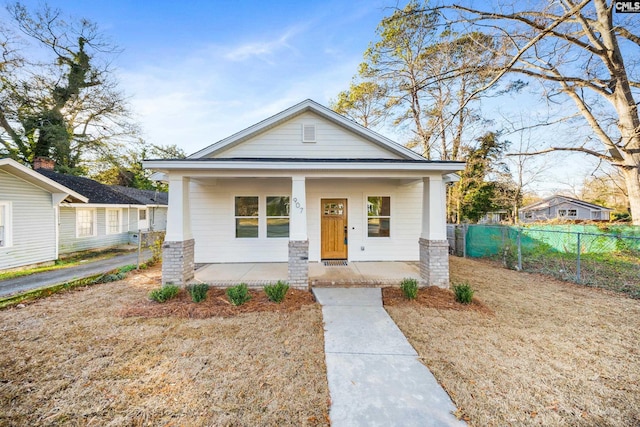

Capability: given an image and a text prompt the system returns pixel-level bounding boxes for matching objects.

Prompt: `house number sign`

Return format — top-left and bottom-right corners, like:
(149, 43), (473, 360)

(293, 197), (304, 213)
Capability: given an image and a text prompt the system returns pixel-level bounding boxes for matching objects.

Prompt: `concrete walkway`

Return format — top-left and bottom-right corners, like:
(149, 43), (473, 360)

(0, 250), (151, 297)
(313, 288), (466, 427)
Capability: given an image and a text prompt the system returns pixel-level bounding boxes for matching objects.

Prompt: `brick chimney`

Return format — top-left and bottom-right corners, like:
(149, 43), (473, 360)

(33, 157), (55, 171)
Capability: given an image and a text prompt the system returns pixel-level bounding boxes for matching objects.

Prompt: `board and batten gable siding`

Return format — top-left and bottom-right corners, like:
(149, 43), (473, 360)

(0, 170), (57, 269)
(209, 111), (405, 160)
(58, 207), (131, 254)
(189, 177), (423, 263)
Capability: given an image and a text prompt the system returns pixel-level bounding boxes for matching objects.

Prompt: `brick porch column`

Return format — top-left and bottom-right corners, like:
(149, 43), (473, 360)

(162, 175), (194, 286)
(420, 175), (450, 288)
(288, 175), (309, 289)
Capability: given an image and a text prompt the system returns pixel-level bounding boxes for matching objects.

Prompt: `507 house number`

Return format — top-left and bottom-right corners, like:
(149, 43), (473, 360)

(293, 197), (304, 213)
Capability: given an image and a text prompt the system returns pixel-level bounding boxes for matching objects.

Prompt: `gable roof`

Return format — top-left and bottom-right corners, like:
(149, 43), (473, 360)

(0, 158), (87, 203)
(110, 185), (168, 205)
(521, 195), (612, 212)
(36, 169), (144, 205)
(188, 99), (426, 161)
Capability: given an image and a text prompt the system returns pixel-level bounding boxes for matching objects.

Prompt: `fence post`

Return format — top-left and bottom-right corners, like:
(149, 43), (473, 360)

(463, 224), (467, 258)
(137, 229), (142, 269)
(517, 227), (522, 271)
(576, 232), (581, 284)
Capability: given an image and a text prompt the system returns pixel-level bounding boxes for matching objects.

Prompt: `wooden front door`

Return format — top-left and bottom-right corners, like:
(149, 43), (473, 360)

(321, 199), (348, 259)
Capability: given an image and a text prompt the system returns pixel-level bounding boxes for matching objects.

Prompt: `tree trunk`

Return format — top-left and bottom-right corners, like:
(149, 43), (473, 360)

(621, 167), (640, 225)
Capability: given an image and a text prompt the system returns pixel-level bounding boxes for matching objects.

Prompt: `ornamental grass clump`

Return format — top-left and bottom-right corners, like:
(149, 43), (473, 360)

(400, 278), (418, 300)
(187, 283), (209, 303)
(226, 283), (251, 306)
(148, 284), (180, 303)
(264, 281), (289, 303)
(453, 282), (475, 304)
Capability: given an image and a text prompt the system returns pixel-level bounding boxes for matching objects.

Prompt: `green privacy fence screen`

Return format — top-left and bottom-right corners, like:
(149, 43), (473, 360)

(448, 224), (640, 298)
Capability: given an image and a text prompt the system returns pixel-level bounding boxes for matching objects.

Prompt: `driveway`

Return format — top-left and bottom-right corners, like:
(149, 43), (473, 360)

(0, 251), (152, 297)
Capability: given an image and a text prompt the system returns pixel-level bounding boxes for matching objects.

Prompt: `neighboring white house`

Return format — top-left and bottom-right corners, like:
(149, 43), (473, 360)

(0, 158), (87, 270)
(110, 185), (169, 231)
(519, 195), (612, 223)
(144, 99), (465, 289)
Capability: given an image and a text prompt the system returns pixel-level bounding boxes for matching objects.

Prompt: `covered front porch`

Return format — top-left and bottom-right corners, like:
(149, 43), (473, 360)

(194, 260), (421, 287)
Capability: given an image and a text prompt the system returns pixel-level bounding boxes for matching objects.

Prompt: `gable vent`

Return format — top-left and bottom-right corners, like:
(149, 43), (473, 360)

(302, 124), (316, 142)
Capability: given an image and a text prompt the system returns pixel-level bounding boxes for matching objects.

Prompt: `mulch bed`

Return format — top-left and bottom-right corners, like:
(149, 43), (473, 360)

(120, 287), (317, 318)
(382, 286), (494, 315)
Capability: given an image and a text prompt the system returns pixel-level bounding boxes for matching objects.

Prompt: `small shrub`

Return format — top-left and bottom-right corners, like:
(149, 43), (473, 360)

(453, 282), (474, 304)
(400, 278), (418, 300)
(187, 283), (209, 303)
(98, 272), (126, 283)
(119, 264), (137, 274)
(264, 281), (289, 303)
(149, 284), (180, 303)
(226, 283), (251, 306)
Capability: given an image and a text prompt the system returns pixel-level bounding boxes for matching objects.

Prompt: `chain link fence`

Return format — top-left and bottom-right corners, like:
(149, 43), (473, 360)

(447, 224), (640, 298)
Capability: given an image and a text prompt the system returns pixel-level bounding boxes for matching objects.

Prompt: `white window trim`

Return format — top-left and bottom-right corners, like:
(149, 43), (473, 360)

(0, 201), (13, 248)
(139, 208), (148, 221)
(266, 196), (290, 239)
(365, 195), (392, 239)
(106, 208), (122, 235)
(234, 196), (260, 239)
(76, 208), (97, 238)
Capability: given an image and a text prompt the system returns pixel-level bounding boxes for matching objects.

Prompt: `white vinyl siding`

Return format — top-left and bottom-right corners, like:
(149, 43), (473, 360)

(189, 177), (424, 263)
(210, 112), (404, 160)
(76, 208), (97, 238)
(59, 207), (131, 254)
(106, 209), (122, 235)
(0, 170), (57, 270)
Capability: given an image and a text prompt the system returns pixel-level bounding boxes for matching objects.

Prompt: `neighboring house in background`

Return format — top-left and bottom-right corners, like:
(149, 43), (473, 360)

(110, 185), (169, 231)
(0, 158), (87, 270)
(144, 99), (465, 289)
(519, 195), (612, 223)
(478, 210), (510, 224)
(34, 159), (168, 255)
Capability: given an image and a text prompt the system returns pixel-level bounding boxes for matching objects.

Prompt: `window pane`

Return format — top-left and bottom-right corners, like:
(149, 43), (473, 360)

(236, 218), (258, 238)
(367, 196), (390, 216)
(139, 209), (147, 220)
(78, 210), (94, 237)
(235, 197), (259, 217)
(107, 210), (120, 234)
(368, 218), (390, 237)
(267, 218), (289, 238)
(267, 196), (289, 217)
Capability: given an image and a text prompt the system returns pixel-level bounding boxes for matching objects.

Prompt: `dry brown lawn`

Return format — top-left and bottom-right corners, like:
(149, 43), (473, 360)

(0, 265), (329, 426)
(387, 256), (640, 427)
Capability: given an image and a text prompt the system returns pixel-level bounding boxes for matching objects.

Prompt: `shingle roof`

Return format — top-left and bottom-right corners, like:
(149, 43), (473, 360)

(110, 185), (168, 205)
(36, 169), (143, 205)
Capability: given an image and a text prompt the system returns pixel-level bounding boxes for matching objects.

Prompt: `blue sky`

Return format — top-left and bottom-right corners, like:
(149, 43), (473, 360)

(7, 0), (392, 155)
(2, 0), (600, 195)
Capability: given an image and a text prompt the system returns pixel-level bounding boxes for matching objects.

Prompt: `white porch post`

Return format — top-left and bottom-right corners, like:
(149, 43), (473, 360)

(288, 175), (309, 289)
(163, 174), (194, 286)
(419, 175), (450, 288)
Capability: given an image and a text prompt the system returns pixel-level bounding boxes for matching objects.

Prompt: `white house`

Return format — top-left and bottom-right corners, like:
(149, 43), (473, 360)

(0, 158), (87, 270)
(35, 163), (168, 254)
(520, 195), (612, 223)
(144, 100), (465, 289)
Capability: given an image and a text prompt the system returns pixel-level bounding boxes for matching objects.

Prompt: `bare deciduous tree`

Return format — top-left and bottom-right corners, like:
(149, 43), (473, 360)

(424, 0), (640, 224)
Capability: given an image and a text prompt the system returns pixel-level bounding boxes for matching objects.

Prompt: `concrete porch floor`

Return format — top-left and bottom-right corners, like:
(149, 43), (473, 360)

(194, 261), (421, 287)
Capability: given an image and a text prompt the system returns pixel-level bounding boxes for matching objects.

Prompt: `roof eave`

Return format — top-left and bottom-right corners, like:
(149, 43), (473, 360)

(0, 158), (88, 203)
